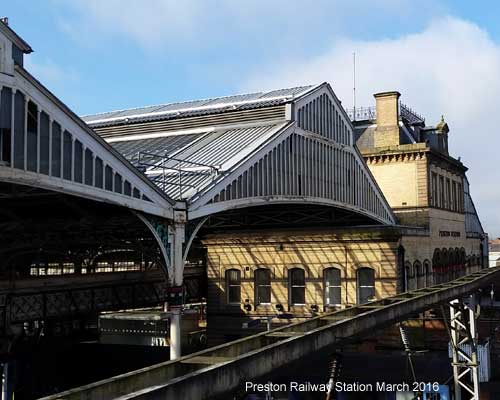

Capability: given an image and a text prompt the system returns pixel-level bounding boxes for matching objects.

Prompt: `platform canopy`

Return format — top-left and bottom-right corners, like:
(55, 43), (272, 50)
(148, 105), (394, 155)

(0, 20), (175, 219)
(85, 83), (396, 225)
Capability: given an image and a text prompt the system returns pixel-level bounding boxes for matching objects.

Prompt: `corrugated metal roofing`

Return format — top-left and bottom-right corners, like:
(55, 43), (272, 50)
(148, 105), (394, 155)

(464, 177), (484, 236)
(82, 85), (314, 128)
(132, 122), (289, 200)
(110, 133), (201, 165)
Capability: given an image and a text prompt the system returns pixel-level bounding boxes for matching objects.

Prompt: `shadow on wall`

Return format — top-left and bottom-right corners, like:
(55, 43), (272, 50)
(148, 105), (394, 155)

(205, 233), (401, 345)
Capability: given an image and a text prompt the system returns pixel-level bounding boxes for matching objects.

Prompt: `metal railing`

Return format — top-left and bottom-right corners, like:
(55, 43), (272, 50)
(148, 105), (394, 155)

(346, 103), (425, 125)
(400, 103), (425, 125)
(346, 106), (376, 121)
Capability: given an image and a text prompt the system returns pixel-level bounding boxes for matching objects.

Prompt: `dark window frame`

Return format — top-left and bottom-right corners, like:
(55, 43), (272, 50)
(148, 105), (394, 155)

(289, 268), (306, 306)
(323, 267), (342, 306)
(357, 267), (375, 304)
(254, 268), (271, 305)
(225, 269), (241, 305)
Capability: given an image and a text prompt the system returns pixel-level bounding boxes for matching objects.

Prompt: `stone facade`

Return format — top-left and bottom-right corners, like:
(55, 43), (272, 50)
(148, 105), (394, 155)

(201, 89), (486, 344)
(359, 91), (485, 290)
(203, 228), (401, 344)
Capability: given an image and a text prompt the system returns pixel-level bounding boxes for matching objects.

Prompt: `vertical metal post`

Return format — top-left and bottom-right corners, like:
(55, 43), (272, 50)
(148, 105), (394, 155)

(466, 296), (480, 400)
(450, 300), (462, 400)
(448, 295), (480, 400)
(168, 207), (186, 360)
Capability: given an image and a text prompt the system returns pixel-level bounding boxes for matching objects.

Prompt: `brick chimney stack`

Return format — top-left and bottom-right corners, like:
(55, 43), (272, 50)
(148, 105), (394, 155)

(374, 91), (401, 147)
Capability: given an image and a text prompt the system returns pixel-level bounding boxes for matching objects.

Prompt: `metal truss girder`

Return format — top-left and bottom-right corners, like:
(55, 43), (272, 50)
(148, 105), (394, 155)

(3, 277), (170, 329)
(446, 296), (481, 400)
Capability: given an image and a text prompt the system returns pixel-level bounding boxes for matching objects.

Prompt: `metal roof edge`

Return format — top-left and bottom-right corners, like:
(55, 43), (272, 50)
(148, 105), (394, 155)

(15, 65), (176, 207)
(0, 20), (33, 53)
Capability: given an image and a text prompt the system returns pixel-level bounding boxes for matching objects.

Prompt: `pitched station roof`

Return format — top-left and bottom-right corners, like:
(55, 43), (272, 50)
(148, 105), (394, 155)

(82, 85), (315, 128)
(84, 86), (316, 200)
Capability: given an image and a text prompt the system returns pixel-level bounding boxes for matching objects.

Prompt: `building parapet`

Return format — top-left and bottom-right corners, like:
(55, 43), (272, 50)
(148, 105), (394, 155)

(347, 103), (425, 125)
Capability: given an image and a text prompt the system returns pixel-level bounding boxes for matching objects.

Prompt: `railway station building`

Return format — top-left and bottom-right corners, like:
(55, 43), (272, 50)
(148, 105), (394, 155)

(84, 86), (486, 344)
(0, 18), (487, 347)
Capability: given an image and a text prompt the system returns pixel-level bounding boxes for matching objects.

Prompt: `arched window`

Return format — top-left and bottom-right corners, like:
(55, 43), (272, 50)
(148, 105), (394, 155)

(357, 267), (375, 304)
(398, 246), (406, 293)
(225, 269), (241, 304)
(441, 248), (449, 282)
(414, 261), (423, 289)
(324, 267), (341, 306)
(405, 261), (413, 291)
(254, 268), (271, 305)
(423, 260), (432, 287)
(452, 247), (460, 278)
(460, 248), (466, 266)
(289, 268), (305, 305)
(433, 249), (441, 284)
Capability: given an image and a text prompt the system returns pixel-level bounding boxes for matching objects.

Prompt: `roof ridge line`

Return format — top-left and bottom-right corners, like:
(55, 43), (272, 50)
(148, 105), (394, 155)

(105, 119), (284, 143)
(82, 85), (315, 123)
(81, 91), (262, 119)
(86, 93), (300, 125)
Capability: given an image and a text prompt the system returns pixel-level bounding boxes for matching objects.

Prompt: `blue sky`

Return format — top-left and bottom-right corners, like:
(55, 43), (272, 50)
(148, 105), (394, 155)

(3, 0), (500, 236)
(4, 0), (498, 114)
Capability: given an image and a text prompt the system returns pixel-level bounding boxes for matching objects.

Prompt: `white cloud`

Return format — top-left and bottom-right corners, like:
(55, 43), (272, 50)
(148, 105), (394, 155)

(24, 57), (81, 109)
(25, 58), (79, 87)
(56, 0), (441, 51)
(243, 17), (500, 236)
(56, 0), (204, 50)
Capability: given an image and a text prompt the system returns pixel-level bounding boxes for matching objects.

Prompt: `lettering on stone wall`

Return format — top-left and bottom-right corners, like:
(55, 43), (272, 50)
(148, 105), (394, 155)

(439, 231), (461, 237)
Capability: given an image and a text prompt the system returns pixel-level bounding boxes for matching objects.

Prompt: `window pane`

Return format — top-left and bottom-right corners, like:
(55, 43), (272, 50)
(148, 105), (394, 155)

(291, 287), (305, 304)
(255, 269), (271, 304)
(226, 269), (240, 304)
(228, 286), (240, 303)
(324, 268), (340, 286)
(359, 287), (374, 304)
(257, 286), (270, 304)
(256, 269), (270, 285)
(326, 286), (341, 305)
(358, 268), (374, 286)
(358, 267), (375, 304)
(227, 269), (240, 284)
(291, 269), (305, 285)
